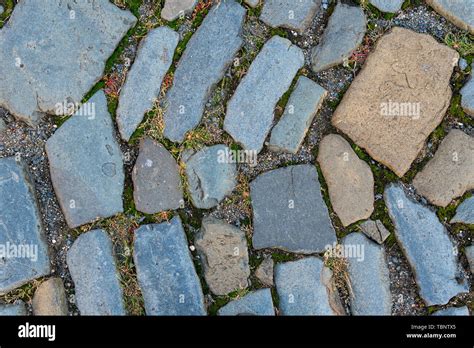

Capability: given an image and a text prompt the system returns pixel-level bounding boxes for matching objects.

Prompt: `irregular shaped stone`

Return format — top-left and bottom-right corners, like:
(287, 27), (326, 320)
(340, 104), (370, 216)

(0, 157), (50, 295)
(185, 145), (237, 209)
(433, 306), (469, 316)
(342, 233), (392, 315)
(251, 164), (336, 253)
(413, 130), (474, 207)
(195, 217), (250, 295)
(332, 27), (458, 177)
(465, 246), (474, 274)
(46, 91), (124, 228)
(244, 0), (260, 8)
(310, 3), (366, 72)
(359, 220), (390, 244)
(132, 137), (183, 214)
(269, 76), (327, 154)
(224, 36), (304, 152)
(218, 288), (275, 316)
(260, 0), (321, 32)
(117, 27), (179, 141)
(426, 0), (474, 34)
(32, 278), (68, 316)
(0, 301), (26, 316)
(255, 256), (274, 286)
(369, 0), (404, 13)
(163, 1), (245, 142)
(67, 229), (125, 315)
(459, 58), (468, 71)
(317, 134), (374, 226)
(384, 183), (468, 305)
(460, 73), (474, 117)
(275, 257), (344, 315)
(451, 196), (474, 224)
(0, 118), (6, 133)
(161, 0), (198, 21)
(0, 0), (136, 125)
(133, 217), (206, 315)
(0, 6), (4, 15)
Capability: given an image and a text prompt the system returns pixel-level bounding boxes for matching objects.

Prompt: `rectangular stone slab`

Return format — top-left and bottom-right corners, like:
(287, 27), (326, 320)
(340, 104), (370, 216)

(332, 27), (458, 177)
(0, 157), (50, 295)
(269, 76), (327, 154)
(133, 217), (206, 315)
(224, 36), (304, 153)
(163, 0), (246, 142)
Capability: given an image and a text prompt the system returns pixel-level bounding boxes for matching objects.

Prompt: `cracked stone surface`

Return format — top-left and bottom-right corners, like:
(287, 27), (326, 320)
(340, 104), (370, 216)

(310, 3), (366, 72)
(369, 0), (404, 13)
(184, 145), (237, 209)
(218, 288), (275, 316)
(163, 0), (245, 142)
(332, 27), (458, 177)
(275, 257), (344, 315)
(0, 301), (26, 315)
(260, 0), (321, 32)
(269, 76), (327, 154)
(224, 36), (304, 153)
(384, 183), (468, 305)
(195, 217), (250, 295)
(317, 134), (374, 226)
(359, 220), (391, 244)
(251, 164), (336, 253)
(0, 0), (136, 125)
(67, 229), (126, 316)
(413, 130), (474, 207)
(46, 91), (124, 228)
(132, 137), (183, 214)
(425, 0), (474, 34)
(32, 277), (68, 316)
(342, 233), (392, 315)
(0, 157), (50, 295)
(161, 0), (198, 21)
(117, 27), (179, 141)
(133, 217), (206, 316)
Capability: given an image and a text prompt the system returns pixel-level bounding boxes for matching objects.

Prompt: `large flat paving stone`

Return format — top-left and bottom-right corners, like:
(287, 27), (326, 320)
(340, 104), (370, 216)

(0, 0), (136, 125)
(184, 145), (237, 209)
(425, 0), (474, 34)
(251, 164), (336, 253)
(218, 288), (275, 316)
(317, 134), (374, 226)
(195, 217), (250, 295)
(413, 130), (474, 207)
(451, 196), (474, 224)
(67, 229), (126, 315)
(260, 0), (322, 32)
(369, 0), (404, 13)
(161, 0), (198, 21)
(311, 3), (366, 72)
(133, 217), (206, 315)
(132, 137), (183, 214)
(117, 27), (179, 141)
(0, 301), (27, 316)
(0, 157), (50, 295)
(384, 183), (468, 305)
(163, 0), (245, 142)
(332, 27), (458, 177)
(342, 233), (392, 315)
(274, 257), (344, 315)
(224, 36), (304, 153)
(268, 76), (327, 154)
(46, 91), (124, 228)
